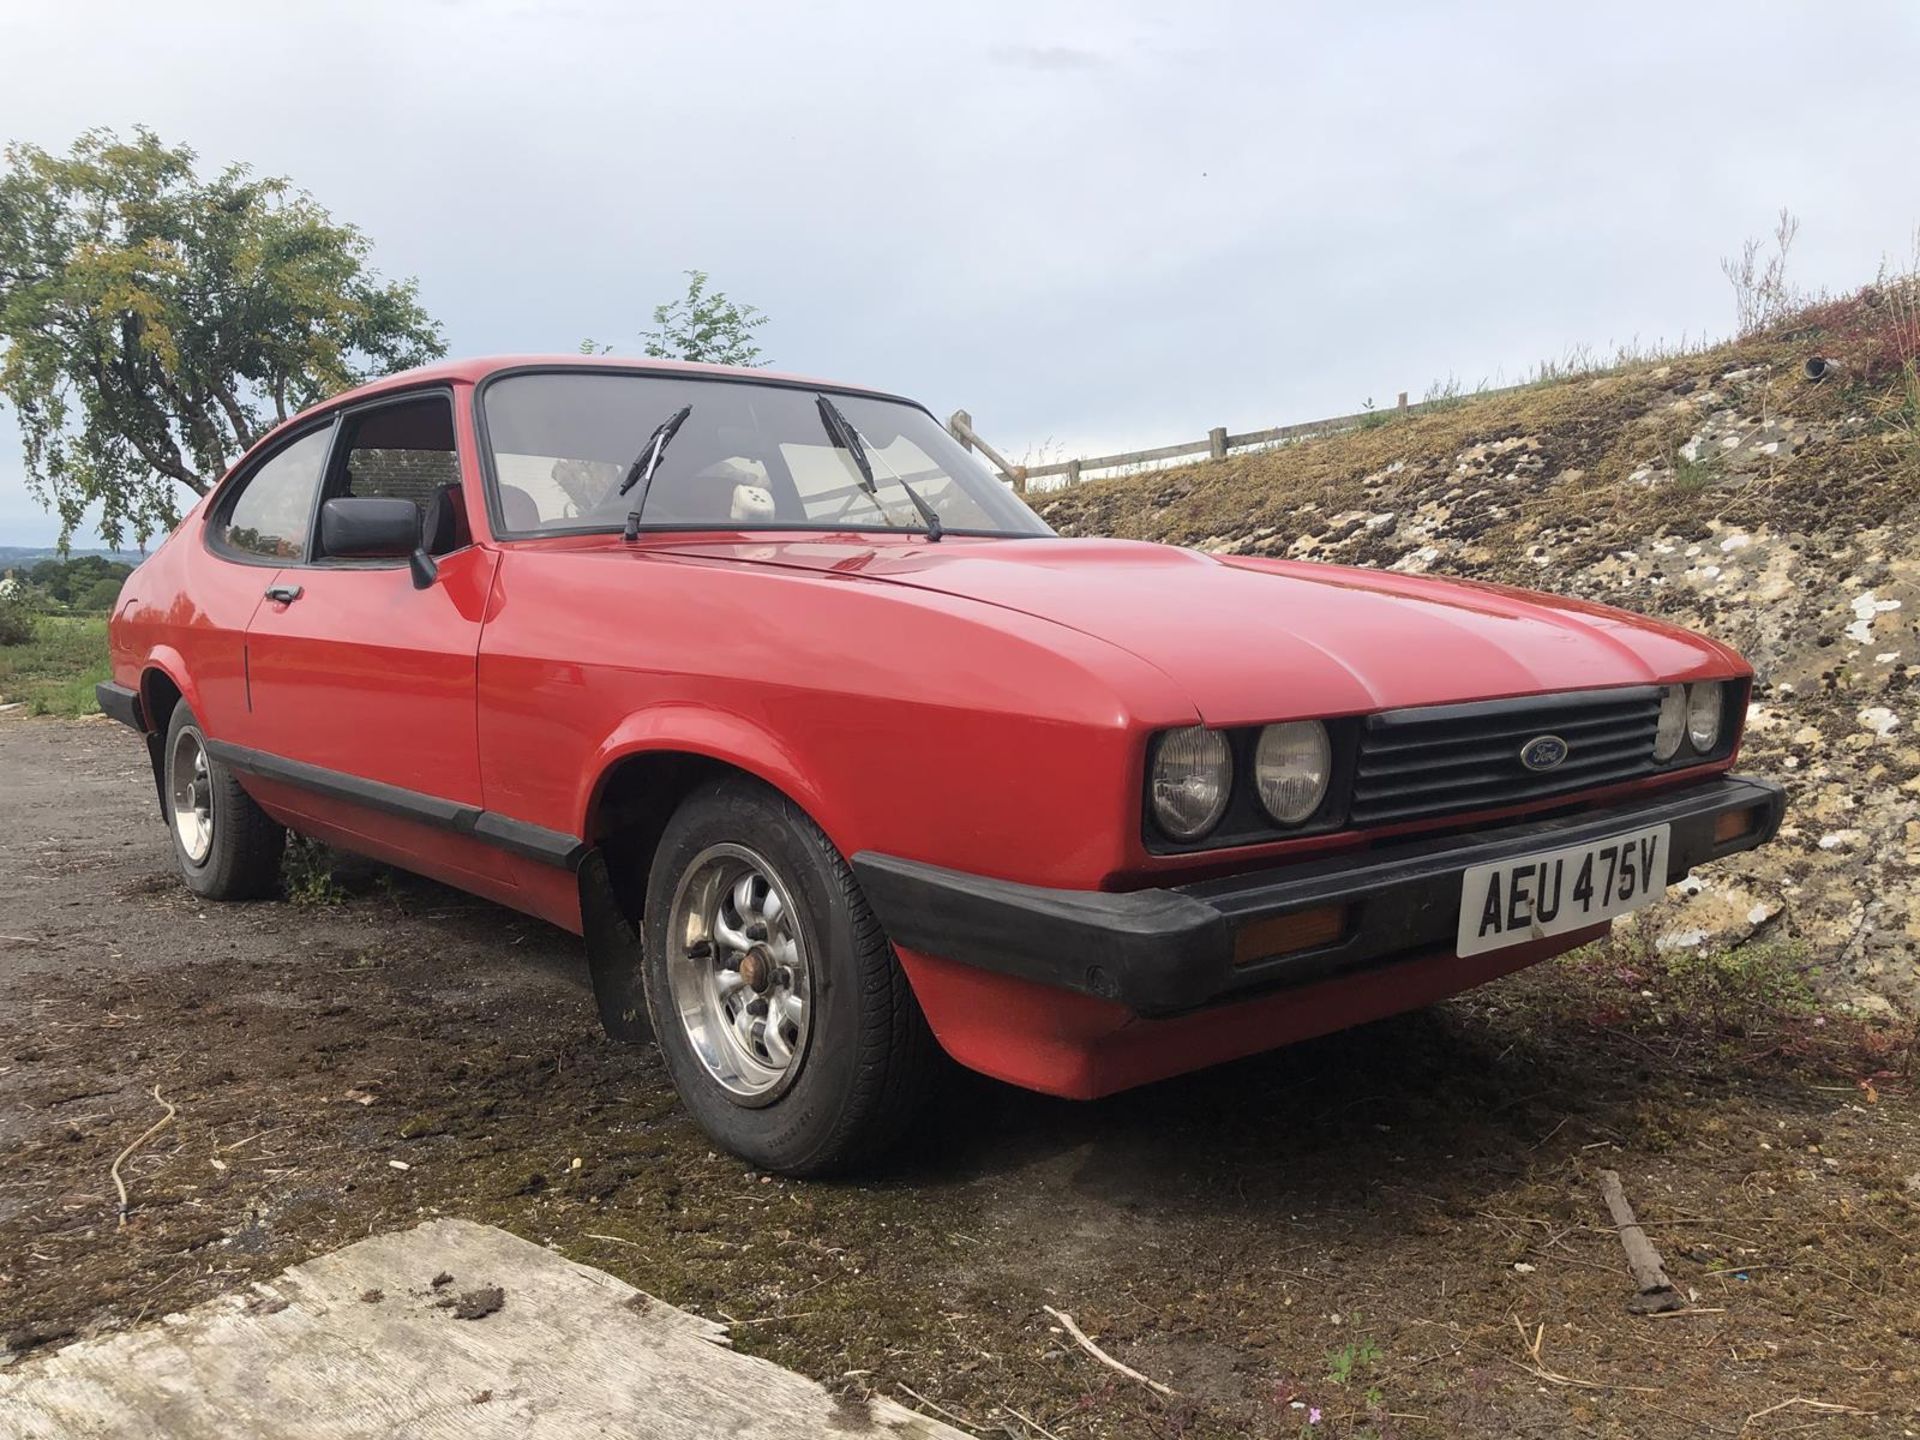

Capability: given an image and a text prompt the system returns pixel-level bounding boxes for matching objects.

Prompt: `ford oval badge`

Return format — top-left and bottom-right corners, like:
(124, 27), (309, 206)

(1520, 734), (1569, 772)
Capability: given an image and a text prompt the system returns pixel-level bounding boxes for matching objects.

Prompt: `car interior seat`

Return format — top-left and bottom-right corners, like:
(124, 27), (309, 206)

(422, 483), (470, 555)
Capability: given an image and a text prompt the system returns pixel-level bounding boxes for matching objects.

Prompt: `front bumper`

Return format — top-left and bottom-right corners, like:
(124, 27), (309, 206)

(853, 775), (1785, 1018)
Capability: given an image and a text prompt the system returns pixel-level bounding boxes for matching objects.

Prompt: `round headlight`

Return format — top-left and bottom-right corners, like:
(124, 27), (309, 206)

(1654, 684), (1687, 761)
(1254, 721), (1332, 824)
(1150, 727), (1232, 841)
(1686, 682), (1722, 752)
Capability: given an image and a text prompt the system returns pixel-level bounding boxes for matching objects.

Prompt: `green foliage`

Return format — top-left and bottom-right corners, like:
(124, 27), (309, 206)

(1325, 1336), (1382, 1386)
(77, 576), (123, 611)
(0, 613), (106, 712)
(640, 269), (768, 367)
(0, 127), (446, 549)
(282, 835), (347, 907)
(1669, 454), (1720, 495)
(16, 554), (132, 606)
(1655, 940), (1818, 1026)
(0, 589), (34, 646)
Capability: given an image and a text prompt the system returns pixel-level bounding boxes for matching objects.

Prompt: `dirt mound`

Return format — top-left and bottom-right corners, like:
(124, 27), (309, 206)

(1038, 293), (1920, 1008)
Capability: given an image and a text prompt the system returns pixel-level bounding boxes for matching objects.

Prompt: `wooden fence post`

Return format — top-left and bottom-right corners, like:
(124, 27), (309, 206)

(1397, 392), (1408, 414)
(1065, 459), (1082, 487)
(1208, 426), (1228, 461)
(949, 410), (973, 450)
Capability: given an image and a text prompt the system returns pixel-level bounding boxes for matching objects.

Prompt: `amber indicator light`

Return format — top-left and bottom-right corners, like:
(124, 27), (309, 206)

(1232, 904), (1350, 966)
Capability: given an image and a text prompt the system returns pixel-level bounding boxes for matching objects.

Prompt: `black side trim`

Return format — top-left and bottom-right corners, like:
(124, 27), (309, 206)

(96, 682), (146, 732)
(472, 811), (592, 869)
(204, 740), (587, 870)
(855, 775), (1786, 1018)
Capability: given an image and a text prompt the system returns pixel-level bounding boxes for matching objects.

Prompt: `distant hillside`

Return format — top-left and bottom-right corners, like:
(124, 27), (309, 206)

(0, 545), (147, 567)
(1039, 286), (1920, 1009)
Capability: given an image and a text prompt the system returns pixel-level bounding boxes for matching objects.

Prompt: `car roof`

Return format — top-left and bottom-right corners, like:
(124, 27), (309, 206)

(311, 354), (915, 412)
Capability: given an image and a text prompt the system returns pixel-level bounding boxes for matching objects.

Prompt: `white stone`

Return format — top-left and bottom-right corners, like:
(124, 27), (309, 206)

(1846, 591), (1904, 645)
(1859, 706), (1901, 737)
(1657, 926), (1712, 950)
(0, 1221), (959, 1439)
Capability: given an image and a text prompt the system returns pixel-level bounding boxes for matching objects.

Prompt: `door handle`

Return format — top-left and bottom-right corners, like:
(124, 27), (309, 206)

(264, 583), (304, 605)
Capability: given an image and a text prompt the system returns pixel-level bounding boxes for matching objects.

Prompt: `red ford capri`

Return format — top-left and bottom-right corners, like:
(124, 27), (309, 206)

(99, 356), (1784, 1174)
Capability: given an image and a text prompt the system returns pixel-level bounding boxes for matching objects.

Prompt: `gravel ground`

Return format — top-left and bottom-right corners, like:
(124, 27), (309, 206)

(1, 715), (1914, 1439)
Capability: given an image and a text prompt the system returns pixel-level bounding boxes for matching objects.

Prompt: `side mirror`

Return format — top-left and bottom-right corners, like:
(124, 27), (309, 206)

(318, 497), (438, 588)
(320, 497), (419, 558)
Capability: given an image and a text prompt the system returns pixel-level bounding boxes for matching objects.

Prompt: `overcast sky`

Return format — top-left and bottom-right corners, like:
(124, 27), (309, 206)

(2, 0), (1917, 548)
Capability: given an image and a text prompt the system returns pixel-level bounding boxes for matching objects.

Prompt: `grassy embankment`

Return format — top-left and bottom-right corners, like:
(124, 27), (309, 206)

(0, 612), (109, 716)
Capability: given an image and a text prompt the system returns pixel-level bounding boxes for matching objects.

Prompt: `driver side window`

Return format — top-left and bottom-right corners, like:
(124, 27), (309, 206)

(320, 393), (467, 559)
(212, 426), (332, 561)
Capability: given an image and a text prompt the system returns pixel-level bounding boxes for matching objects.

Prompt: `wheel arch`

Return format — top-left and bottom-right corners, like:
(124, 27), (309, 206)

(135, 653), (199, 813)
(580, 723), (835, 923)
(574, 725), (839, 1048)
(137, 649), (201, 736)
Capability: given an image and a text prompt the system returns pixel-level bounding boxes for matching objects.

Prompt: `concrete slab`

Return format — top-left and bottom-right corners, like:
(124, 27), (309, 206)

(0, 1219), (960, 1439)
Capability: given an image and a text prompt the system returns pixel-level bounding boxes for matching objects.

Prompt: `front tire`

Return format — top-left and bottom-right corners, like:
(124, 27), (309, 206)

(163, 703), (286, 900)
(643, 778), (935, 1176)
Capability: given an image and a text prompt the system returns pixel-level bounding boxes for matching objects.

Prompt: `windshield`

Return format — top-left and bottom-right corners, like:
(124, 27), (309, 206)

(481, 371), (1051, 538)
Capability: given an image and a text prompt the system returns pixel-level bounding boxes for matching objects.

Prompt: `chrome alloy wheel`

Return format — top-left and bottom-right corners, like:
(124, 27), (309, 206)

(169, 726), (215, 866)
(665, 843), (813, 1104)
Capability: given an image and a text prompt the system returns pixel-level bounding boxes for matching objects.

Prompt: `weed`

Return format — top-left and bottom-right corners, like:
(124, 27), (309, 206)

(1545, 932), (1916, 1084)
(0, 591), (35, 647)
(283, 836), (347, 907)
(1722, 208), (1807, 337)
(1325, 1336), (1382, 1386)
(1420, 375), (1469, 413)
(1669, 454), (1720, 495)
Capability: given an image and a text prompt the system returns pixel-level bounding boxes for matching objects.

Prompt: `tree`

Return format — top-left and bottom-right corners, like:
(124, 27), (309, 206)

(78, 575), (124, 612)
(640, 269), (769, 367)
(0, 128), (446, 548)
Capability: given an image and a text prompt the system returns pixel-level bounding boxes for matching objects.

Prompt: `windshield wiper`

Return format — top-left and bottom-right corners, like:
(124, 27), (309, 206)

(814, 394), (942, 542)
(619, 404), (693, 541)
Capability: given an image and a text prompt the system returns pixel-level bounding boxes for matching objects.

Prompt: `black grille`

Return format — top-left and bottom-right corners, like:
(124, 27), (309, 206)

(1351, 686), (1663, 826)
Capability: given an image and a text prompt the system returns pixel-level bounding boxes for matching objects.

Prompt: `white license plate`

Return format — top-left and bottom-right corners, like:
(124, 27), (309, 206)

(1455, 824), (1671, 957)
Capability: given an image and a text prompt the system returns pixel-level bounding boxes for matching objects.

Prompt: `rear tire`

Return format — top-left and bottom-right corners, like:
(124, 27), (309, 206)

(643, 777), (935, 1176)
(163, 703), (286, 900)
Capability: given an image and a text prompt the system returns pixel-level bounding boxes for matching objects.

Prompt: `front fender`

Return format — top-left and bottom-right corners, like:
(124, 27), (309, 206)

(576, 707), (837, 849)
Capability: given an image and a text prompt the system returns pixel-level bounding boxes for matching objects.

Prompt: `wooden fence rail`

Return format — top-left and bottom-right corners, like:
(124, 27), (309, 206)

(951, 381), (1528, 494)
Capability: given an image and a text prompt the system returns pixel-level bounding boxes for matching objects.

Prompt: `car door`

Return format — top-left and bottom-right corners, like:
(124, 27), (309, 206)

(187, 421), (338, 745)
(241, 388), (506, 878)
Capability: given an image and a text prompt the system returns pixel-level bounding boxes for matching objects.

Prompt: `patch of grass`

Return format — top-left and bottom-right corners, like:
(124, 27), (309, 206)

(0, 612), (109, 716)
(1668, 453), (1721, 495)
(282, 835), (348, 907)
(1532, 933), (1918, 1089)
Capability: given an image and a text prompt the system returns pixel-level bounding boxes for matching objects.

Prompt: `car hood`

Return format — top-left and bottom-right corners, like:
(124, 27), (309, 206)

(656, 535), (1743, 725)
